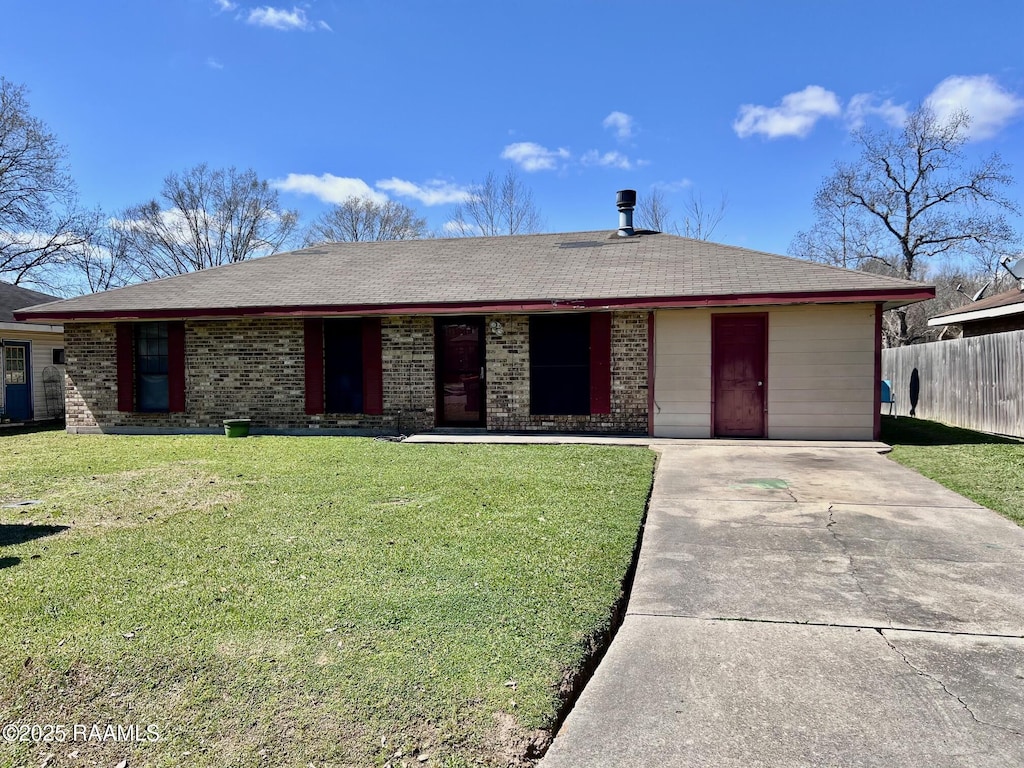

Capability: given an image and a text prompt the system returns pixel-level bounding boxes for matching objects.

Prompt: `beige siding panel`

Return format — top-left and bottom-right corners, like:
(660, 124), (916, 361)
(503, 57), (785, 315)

(654, 412), (713, 427)
(770, 401), (872, 416)
(30, 338), (65, 419)
(770, 384), (873, 403)
(654, 304), (877, 440)
(771, 336), (874, 354)
(770, 413), (874, 429)
(768, 304), (876, 439)
(653, 309), (711, 438)
(1, 330), (65, 420)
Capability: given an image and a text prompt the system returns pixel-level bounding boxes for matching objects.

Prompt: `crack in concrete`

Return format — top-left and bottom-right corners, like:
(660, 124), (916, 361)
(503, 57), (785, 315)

(877, 628), (1024, 739)
(824, 504), (891, 625)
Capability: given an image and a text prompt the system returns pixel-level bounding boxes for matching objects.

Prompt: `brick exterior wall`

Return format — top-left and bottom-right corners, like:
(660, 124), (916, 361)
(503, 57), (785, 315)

(484, 312), (648, 433)
(64, 312), (648, 434)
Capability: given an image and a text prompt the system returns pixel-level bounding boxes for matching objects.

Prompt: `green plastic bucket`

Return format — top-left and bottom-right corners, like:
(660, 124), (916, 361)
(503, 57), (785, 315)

(223, 419), (251, 438)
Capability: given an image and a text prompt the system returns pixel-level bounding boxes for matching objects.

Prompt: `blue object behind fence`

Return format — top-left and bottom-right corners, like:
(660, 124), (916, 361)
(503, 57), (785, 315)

(881, 379), (896, 416)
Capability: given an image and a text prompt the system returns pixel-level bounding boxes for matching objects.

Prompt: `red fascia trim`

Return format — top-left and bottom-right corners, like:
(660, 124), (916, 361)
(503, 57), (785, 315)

(17, 287), (936, 323)
(589, 313), (612, 415)
(874, 304), (883, 441)
(647, 311), (655, 437)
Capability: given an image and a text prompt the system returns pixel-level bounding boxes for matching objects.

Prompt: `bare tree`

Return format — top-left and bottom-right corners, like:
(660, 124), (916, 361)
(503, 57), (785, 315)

(303, 197), (427, 245)
(635, 188), (673, 232)
(805, 106), (1019, 345)
(635, 188), (728, 240)
(0, 78), (95, 288)
(121, 164), (299, 279)
(446, 169), (542, 236)
(790, 195), (884, 270)
(66, 216), (135, 293)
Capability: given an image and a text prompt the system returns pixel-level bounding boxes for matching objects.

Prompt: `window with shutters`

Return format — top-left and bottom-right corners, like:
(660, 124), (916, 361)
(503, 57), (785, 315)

(324, 319), (364, 413)
(136, 322), (169, 412)
(529, 314), (591, 415)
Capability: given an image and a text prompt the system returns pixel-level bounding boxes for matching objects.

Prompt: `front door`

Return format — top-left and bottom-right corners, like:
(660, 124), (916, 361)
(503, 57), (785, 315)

(436, 318), (485, 427)
(3, 341), (32, 421)
(713, 315), (766, 437)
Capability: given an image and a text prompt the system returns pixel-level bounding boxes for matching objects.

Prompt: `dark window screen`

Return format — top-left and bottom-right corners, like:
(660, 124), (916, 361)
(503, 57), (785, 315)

(324, 319), (363, 413)
(530, 314), (590, 415)
(136, 322), (169, 412)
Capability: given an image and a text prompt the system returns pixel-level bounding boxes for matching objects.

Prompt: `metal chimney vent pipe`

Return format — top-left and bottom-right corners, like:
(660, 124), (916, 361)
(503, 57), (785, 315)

(616, 189), (637, 237)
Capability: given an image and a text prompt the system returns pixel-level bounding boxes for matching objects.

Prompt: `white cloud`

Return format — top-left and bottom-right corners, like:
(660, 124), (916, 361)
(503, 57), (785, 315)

(580, 150), (632, 170)
(442, 220), (480, 236)
(206, 57), (225, 70)
(213, 0), (237, 11)
(846, 93), (908, 129)
(376, 178), (470, 206)
(603, 111), (635, 141)
(500, 142), (570, 172)
(246, 6), (329, 31)
(317, 19), (332, 31)
(925, 75), (1024, 140)
(734, 85), (842, 139)
(652, 178), (693, 192)
(271, 174), (386, 204)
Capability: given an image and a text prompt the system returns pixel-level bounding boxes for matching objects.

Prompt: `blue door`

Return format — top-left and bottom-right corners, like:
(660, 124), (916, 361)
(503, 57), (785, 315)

(4, 342), (31, 420)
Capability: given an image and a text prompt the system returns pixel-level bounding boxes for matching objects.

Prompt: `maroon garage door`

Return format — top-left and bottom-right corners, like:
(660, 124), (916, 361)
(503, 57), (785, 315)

(713, 314), (767, 438)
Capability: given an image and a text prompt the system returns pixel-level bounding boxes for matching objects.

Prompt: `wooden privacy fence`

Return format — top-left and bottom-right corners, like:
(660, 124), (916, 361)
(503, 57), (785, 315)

(882, 329), (1024, 438)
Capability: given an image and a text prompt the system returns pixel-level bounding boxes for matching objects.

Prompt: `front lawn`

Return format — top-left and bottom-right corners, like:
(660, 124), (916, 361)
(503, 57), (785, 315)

(0, 431), (655, 767)
(882, 416), (1024, 527)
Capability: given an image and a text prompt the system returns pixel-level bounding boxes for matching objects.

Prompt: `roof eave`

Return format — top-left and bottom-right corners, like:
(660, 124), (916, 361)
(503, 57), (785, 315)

(928, 300), (1024, 327)
(15, 287), (936, 323)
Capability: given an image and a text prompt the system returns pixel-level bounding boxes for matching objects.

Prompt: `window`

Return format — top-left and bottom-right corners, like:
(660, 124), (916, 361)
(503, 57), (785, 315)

(116, 322), (185, 414)
(530, 314), (591, 415)
(4, 346), (26, 385)
(52, 348), (65, 365)
(136, 322), (169, 412)
(304, 318), (383, 416)
(324, 319), (363, 413)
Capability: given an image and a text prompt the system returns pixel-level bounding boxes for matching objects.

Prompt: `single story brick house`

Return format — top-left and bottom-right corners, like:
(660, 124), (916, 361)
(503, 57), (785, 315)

(1, 281), (65, 422)
(17, 194), (933, 440)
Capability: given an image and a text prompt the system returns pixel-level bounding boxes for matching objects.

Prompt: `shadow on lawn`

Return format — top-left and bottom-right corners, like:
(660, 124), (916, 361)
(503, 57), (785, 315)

(881, 416), (1022, 447)
(0, 523), (69, 546)
(0, 419), (65, 437)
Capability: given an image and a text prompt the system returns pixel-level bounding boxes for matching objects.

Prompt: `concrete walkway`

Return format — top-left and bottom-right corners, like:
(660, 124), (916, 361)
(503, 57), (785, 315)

(541, 444), (1024, 767)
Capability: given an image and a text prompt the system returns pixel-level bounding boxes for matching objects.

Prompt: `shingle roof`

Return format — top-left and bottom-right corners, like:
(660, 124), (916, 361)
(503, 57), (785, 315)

(0, 281), (61, 323)
(928, 285), (1024, 326)
(16, 231), (933, 321)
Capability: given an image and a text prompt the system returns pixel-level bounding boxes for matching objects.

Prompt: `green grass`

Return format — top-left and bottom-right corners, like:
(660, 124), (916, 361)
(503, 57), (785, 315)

(0, 430), (655, 767)
(882, 416), (1024, 527)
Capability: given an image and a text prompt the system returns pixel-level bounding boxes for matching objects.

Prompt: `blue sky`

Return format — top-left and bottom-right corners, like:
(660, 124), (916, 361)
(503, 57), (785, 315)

(3, 0), (1023, 259)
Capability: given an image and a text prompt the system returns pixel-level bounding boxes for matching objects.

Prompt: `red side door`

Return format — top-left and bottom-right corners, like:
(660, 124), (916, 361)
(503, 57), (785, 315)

(713, 314), (767, 438)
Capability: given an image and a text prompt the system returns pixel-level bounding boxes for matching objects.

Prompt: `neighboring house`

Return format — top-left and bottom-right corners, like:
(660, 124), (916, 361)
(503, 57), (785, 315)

(16, 193), (933, 440)
(0, 281), (66, 422)
(928, 285), (1024, 337)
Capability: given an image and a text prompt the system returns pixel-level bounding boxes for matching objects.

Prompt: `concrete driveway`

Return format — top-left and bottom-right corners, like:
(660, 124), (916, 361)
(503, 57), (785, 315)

(541, 444), (1024, 767)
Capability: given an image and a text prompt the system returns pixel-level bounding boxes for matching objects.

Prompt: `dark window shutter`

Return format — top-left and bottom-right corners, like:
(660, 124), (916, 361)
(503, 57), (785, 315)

(304, 319), (325, 415)
(116, 324), (134, 412)
(361, 318), (384, 415)
(589, 313), (612, 415)
(167, 322), (186, 412)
